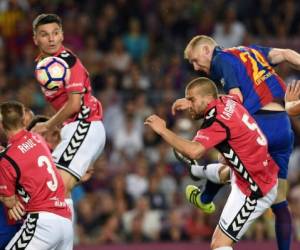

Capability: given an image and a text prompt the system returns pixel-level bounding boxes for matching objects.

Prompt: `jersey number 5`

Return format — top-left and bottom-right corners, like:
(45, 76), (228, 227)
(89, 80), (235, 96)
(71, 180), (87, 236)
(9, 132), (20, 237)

(38, 155), (58, 191)
(242, 114), (267, 146)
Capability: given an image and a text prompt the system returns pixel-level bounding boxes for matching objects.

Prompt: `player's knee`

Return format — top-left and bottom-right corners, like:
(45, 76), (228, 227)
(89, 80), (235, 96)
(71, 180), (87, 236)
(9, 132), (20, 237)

(219, 166), (231, 184)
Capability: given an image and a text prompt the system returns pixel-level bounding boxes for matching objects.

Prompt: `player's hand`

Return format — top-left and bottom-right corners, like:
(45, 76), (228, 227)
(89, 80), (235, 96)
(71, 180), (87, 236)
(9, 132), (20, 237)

(80, 167), (94, 183)
(171, 98), (191, 116)
(144, 115), (166, 135)
(285, 80), (300, 102)
(31, 122), (49, 135)
(8, 201), (25, 221)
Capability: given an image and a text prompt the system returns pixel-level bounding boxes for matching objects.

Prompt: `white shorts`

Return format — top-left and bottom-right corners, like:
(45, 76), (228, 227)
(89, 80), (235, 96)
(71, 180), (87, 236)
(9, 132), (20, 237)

(219, 181), (277, 242)
(5, 212), (73, 250)
(52, 120), (106, 180)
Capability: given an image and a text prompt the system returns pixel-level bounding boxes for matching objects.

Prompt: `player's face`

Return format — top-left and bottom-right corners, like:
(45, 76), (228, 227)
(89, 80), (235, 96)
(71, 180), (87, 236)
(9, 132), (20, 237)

(33, 23), (64, 56)
(185, 88), (207, 120)
(188, 45), (211, 74)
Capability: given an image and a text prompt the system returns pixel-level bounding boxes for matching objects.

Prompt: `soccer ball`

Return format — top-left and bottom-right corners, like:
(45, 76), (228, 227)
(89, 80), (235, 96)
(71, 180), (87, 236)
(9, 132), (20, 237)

(35, 56), (70, 90)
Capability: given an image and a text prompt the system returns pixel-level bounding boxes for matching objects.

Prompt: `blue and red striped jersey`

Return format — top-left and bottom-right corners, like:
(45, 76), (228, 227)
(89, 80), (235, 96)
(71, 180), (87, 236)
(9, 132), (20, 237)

(210, 45), (286, 114)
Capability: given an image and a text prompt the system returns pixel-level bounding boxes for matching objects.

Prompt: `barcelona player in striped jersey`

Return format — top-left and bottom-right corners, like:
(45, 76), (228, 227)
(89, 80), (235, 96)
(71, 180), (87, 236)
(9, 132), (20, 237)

(172, 35), (300, 250)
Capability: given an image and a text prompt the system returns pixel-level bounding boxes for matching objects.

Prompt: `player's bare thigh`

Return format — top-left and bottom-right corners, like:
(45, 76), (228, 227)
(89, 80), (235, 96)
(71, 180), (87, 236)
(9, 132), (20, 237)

(58, 169), (78, 196)
(211, 225), (234, 249)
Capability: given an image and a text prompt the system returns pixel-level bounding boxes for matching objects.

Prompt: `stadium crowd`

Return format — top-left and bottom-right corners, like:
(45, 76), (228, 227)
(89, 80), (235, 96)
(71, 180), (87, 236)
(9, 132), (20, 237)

(0, 0), (300, 245)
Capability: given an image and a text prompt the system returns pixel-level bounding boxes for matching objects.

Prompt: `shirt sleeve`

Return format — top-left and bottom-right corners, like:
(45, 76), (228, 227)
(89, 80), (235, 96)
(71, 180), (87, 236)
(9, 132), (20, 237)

(0, 162), (16, 197)
(66, 60), (86, 93)
(193, 120), (227, 150)
(215, 54), (241, 93)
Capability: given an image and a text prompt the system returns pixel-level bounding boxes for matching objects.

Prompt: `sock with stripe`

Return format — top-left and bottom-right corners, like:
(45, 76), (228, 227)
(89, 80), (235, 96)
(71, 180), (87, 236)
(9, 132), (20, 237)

(200, 180), (223, 204)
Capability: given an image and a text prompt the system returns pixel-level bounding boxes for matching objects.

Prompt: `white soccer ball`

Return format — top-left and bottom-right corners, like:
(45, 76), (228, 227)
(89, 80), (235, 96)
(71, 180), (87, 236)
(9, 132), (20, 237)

(35, 56), (70, 90)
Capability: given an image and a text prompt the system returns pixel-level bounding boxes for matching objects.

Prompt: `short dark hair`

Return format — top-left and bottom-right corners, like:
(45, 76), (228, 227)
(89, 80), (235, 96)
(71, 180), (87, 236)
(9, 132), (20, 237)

(26, 115), (49, 131)
(32, 13), (62, 33)
(185, 77), (218, 99)
(0, 101), (25, 131)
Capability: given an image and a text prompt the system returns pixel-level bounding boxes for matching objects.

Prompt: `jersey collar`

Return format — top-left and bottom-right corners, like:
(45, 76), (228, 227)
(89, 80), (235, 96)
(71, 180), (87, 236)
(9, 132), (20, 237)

(204, 98), (218, 115)
(8, 129), (28, 144)
(210, 46), (222, 75)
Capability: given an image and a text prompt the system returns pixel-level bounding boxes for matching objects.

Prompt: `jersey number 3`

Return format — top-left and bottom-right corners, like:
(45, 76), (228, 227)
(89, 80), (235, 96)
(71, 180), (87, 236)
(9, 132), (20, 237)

(242, 114), (267, 146)
(38, 155), (58, 191)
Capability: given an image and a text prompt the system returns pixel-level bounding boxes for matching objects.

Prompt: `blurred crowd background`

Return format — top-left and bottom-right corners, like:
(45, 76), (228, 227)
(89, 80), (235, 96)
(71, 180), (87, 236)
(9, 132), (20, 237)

(0, 0), (300, 246)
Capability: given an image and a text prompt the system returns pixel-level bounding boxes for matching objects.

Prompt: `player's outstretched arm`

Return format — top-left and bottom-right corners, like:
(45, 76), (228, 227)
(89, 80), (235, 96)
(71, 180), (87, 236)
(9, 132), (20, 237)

(268, 48), (300, 70)
(285, 80), (300, 116)
(33, 92), (81, 134)
(145, 114), (206, 159)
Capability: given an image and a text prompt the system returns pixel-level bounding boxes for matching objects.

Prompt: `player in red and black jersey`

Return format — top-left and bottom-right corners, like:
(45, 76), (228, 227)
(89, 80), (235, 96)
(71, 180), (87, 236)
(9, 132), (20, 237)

(172, 35), (300, 250)
(145, 77), (278, 249)
(0, 101), (73, 249)
(32, 14), (106, 220)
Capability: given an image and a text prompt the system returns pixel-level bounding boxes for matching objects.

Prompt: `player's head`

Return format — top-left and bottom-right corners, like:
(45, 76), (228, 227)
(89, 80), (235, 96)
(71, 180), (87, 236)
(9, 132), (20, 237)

(184, 35), (217, 74)
(33, 13), (64, 56)
(185, 77), (218, 120)
(0, 101), (25, 132)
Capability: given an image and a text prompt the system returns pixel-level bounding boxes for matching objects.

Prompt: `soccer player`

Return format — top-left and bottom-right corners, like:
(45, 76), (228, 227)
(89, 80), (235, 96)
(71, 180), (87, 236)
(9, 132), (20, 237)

(172, 35), (300, 250)
(31, 14), (106, 217)
(145, 77), (278, 250)
(285, 80), (300, 116)
(0, 108), (35, 249)
(0, 101), (73, 249)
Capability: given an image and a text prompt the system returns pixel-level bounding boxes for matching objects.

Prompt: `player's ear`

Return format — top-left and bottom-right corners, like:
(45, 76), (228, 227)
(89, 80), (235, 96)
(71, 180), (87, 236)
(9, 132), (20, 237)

(33, 35), (38, 46)
(203, 45), (210, 55)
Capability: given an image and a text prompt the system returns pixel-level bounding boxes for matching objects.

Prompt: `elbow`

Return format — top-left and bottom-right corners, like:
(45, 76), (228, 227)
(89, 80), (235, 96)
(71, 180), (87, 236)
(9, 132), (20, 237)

(69, 101), (81, 114)
(186, 147), (204, 160)
(73, 104), (81, 113)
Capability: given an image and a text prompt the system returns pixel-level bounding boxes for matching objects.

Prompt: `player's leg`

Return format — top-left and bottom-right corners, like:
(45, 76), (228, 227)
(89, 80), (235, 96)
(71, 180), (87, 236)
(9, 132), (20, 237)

(215, 181), (277, 250)
(254, 111), (294, 250)
(186, 164), (231, 213)
(54, 214), (73, 250)
(211, 226), (234, 250)
(5, 213), (71, 250)
(52, 120), (106, 219)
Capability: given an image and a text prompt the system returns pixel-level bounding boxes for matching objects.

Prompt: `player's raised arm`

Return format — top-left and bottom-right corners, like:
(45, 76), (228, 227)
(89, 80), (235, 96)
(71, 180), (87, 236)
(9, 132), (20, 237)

(268, 48), (300, 70)
(144, 114), (206, 159)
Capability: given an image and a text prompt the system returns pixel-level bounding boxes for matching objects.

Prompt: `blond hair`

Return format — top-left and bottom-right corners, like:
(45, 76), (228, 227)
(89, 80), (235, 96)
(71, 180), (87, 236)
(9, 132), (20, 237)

(185, 77), (218, 99)
(184, 35), (217, 59)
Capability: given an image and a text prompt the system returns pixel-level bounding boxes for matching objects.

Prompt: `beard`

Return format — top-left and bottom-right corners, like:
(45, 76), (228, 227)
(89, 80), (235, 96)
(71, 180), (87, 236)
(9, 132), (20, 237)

(191, 113), (203, 120)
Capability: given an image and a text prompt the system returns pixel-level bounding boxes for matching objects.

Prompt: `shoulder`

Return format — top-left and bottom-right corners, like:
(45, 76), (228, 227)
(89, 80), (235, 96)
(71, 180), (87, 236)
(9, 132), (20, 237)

(212, 49), (238, 68)
(57, 49), (77, 68)
(201, 107), (218, 129)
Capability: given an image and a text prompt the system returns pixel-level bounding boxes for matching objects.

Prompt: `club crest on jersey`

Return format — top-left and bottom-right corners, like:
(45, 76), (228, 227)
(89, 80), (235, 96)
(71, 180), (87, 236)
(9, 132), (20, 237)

(60, 51), (70, 58)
